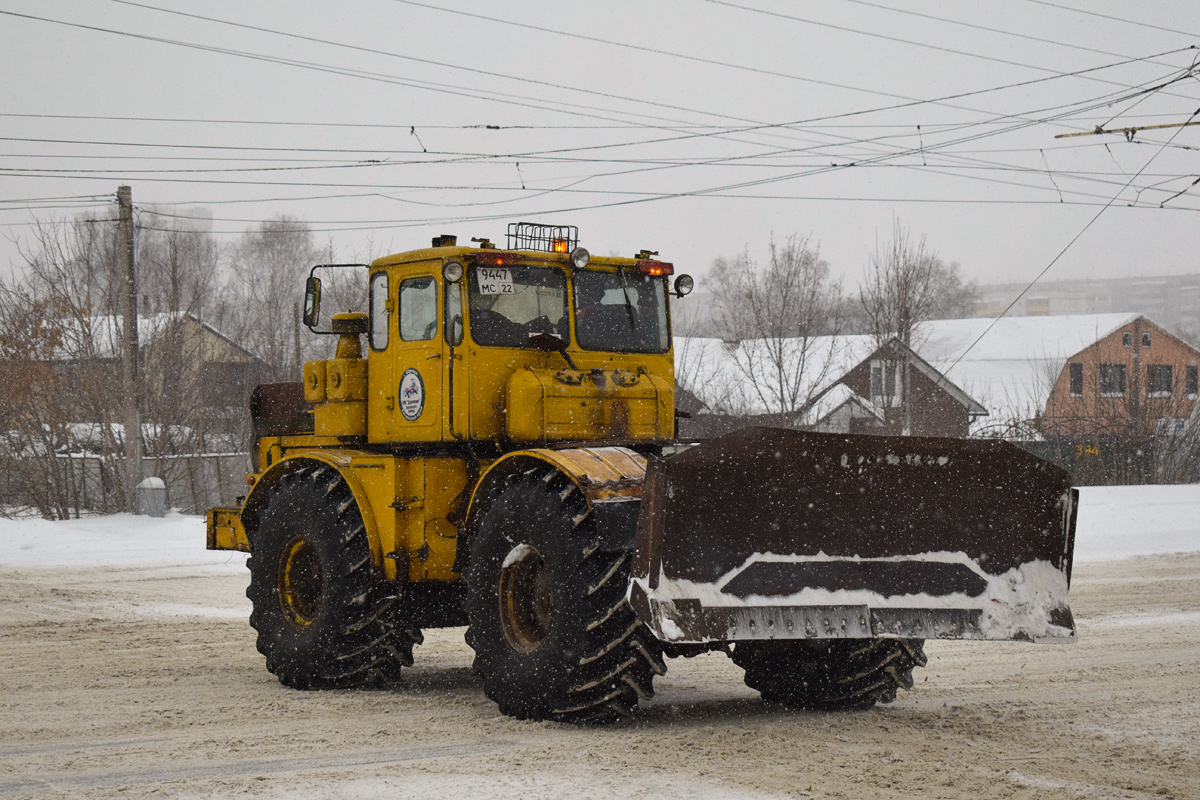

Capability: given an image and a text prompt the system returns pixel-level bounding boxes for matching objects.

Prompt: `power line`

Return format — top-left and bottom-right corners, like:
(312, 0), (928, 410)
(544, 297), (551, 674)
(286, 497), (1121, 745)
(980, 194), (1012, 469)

(843, 0), (1188, 69)
(388, 0), (1199, 121)
(103, 0), (812, 145)
(1022, 0), (1200, 39)
(8, 6), (1193, 171)
(3, 110), (1189, 131)
(943, 104), (1200, 372)
(0, 9), (739, 133)
(702, 0), (1193, 100)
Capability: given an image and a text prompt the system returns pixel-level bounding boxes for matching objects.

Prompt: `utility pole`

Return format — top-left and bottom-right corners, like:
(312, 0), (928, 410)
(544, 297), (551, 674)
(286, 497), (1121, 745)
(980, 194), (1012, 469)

(117, 185), (143, 511)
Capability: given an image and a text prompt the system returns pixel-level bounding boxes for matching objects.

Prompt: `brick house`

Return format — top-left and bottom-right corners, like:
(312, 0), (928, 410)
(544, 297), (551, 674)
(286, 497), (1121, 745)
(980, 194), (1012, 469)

(1038, 315), (1200, 438)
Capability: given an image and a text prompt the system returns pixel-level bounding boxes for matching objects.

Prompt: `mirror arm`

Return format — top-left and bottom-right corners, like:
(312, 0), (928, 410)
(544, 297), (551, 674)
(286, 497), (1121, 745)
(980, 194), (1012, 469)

(447, 314), (464, 441)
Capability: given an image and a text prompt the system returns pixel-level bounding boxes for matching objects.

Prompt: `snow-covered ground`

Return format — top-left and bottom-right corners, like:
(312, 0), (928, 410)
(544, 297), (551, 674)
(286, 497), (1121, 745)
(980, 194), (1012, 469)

(1, 485), (1197, 800)
(0, 483), (1196, 568)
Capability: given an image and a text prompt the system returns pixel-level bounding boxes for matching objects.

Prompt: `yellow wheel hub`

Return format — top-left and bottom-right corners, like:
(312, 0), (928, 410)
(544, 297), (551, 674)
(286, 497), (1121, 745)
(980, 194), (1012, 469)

(498, 544), (552, 653)
(279, 537), (322, 627)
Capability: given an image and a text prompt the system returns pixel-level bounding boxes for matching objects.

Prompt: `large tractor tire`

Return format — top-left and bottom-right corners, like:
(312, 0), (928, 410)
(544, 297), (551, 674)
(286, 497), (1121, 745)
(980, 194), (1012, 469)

(732, 639), (927, 711)
(464, 467), (665, 723)
(246, 463), (421, 689)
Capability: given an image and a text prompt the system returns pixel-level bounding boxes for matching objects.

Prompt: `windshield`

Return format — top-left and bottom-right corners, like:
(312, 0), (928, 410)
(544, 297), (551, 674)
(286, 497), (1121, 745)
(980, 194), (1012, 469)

(467, 264), (568, 347)
(573, 269), (669, 353)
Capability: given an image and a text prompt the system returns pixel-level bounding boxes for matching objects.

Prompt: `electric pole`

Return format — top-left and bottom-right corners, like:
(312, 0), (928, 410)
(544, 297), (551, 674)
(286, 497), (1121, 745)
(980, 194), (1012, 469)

(117, 185), (143, 511)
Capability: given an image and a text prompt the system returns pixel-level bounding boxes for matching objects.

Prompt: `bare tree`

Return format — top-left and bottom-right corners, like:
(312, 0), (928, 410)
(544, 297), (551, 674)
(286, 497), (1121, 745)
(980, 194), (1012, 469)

(707, 235), (844, 418)
(225, 215), (317, 380)
(139, 220), (220, 317)
(859, 222), (975, 433)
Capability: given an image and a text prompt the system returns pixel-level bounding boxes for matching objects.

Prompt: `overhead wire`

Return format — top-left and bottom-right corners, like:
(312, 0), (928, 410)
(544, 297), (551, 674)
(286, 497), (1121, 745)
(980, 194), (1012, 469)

(702, 0), (1199, 103)
(89, 0), (1200, 173)
(5, 5), (1194, 170)
(941, 103), (1200, 373)
(78, 70), (1198, 229)
(2, 7), (1197, 241)
(842, 0), (1189, 69)
(1021, 0), (1200, 39)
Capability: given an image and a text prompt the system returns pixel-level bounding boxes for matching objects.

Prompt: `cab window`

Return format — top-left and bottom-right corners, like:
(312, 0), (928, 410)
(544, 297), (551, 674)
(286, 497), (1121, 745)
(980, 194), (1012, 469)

(467, 265), (567, 347)
(369, 272), (388, 350)
(574, 269), (669, 353)
(399, 276), (438, 341)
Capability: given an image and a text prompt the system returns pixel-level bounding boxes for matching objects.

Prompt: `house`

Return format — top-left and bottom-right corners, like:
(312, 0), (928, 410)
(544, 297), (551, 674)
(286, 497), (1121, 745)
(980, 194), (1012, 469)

(49, 312), (271, 430)
(674, 335), (985, 439)
(911, 313), (1200, 483)
(1038, 316), (1200, 438)
(823, 338), (986, 437)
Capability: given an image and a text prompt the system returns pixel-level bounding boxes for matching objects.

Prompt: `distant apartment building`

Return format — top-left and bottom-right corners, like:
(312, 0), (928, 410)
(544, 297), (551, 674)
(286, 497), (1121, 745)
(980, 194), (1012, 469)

(974, 274), (1200, 342)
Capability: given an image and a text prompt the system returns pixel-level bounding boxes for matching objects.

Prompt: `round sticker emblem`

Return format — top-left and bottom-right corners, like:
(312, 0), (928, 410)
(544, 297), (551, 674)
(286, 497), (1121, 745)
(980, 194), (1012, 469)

(398, 368), (425, 421)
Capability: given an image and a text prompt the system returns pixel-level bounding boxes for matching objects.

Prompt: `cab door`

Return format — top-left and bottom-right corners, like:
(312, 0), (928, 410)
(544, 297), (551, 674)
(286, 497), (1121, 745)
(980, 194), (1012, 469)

(370, 269), (444, 443)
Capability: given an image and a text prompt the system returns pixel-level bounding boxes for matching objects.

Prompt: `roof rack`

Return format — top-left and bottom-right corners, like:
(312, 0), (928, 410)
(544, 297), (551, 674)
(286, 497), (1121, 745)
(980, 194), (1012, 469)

(505, 222), (578, 253)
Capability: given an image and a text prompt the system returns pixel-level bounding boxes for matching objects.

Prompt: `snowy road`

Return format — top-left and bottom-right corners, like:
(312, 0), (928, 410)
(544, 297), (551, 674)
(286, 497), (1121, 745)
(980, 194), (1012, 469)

(0, 485), (1198, 799)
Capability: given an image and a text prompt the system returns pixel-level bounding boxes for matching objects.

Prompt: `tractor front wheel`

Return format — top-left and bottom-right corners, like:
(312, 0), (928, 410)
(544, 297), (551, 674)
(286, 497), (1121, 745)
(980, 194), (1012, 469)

(464, 468), (664, 722)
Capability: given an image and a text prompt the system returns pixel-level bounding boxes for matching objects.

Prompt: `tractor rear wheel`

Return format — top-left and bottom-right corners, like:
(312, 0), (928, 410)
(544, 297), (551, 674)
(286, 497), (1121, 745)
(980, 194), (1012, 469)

(246, 463), (421, 689)
(732, 638), (927, 711)
(464, 468), (665, 722)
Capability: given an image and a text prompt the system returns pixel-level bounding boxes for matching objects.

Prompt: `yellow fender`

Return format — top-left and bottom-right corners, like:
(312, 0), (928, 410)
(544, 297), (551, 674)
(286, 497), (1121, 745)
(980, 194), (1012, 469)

(464, 445), (647, 537)
(242, 453), (384, 568)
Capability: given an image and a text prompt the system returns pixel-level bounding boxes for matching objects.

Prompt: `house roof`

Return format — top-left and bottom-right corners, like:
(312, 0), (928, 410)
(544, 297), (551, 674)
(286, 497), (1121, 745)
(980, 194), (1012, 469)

(50, 312), (267, 365)
(800, 383), (885, 426)
(915, 312), (1139, 433)
(675, 313), (1143, 433)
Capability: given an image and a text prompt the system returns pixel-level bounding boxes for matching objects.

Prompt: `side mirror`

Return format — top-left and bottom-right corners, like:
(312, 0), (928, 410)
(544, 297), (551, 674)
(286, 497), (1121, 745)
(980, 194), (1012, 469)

(303, 277), (322, 327)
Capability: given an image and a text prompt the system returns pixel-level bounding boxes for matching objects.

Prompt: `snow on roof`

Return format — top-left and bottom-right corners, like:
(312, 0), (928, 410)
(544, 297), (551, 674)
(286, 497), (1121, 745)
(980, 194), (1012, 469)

(674, 335), (877, 416)
(800, 382), (884, 426)
(675, 313), (1141, 433)
(915, 313), (1139, 434)
(51, 312), (188, 360)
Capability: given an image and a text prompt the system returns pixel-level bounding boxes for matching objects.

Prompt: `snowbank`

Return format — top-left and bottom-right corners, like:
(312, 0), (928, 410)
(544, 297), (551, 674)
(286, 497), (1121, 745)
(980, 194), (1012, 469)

(0, 483), (1196, 569)
(0, 512), (245, 570)
(1073, 484), (1200, 562)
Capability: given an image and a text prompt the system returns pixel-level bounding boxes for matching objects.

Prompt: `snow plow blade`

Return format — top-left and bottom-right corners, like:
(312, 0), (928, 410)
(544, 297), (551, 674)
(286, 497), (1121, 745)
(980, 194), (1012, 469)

(627, 428), (1078, 645)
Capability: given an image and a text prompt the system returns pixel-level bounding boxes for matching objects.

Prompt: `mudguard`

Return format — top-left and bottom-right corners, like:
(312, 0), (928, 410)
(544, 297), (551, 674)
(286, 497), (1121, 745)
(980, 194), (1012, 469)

(627, 428), (1078, 644)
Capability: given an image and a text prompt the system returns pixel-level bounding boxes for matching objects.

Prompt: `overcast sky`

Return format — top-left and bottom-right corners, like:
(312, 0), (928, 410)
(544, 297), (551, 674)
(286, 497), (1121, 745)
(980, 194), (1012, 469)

(3, 1), (1200, 295)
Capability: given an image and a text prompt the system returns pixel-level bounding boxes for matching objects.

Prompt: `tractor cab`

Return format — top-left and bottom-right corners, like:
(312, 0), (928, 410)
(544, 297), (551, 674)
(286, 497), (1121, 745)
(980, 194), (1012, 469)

(300, 223), (694, 448)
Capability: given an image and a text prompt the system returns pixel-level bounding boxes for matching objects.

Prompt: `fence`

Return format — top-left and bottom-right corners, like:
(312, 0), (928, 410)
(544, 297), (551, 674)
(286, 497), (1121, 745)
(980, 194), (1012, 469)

(0, 452), (250, 517)
(1016, 437), (1156, 486)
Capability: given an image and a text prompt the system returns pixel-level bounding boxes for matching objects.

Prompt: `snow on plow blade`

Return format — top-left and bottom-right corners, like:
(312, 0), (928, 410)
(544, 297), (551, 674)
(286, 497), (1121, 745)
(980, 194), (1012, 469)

(627, 428), (1078, 645)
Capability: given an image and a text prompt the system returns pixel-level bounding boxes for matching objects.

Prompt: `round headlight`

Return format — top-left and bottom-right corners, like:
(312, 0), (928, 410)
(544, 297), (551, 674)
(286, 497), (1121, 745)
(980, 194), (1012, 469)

(443, 260), (464, 283)
(674, 274), (694, 296)
(569, 247), (590, 269)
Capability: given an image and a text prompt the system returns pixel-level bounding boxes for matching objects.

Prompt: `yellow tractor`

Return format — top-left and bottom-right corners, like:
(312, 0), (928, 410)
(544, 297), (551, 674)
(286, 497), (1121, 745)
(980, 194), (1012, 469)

(208, 222), (1078, 722)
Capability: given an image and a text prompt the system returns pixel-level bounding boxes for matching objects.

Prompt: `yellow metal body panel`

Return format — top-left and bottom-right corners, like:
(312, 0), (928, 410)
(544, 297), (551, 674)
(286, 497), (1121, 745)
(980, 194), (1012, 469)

(505, 366), (672, 442)
(313, 401), (367, 437)
(219, 448), (478, 584)
(206, 507), (249, 552)
(303, 360), (326, 403)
